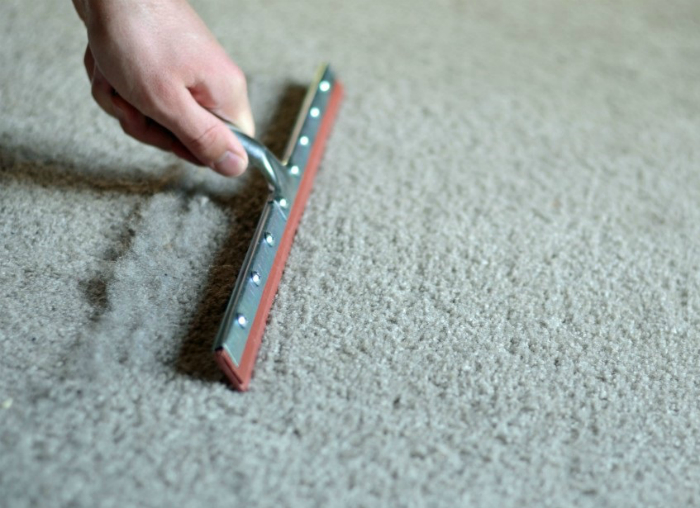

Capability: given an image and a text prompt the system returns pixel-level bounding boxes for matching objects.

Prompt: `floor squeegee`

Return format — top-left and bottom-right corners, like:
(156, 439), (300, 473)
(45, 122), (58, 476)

(212, 64), (343, 390)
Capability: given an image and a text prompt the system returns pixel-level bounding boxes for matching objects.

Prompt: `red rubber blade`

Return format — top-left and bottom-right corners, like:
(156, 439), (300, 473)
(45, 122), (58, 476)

(215, 80), (344, 391)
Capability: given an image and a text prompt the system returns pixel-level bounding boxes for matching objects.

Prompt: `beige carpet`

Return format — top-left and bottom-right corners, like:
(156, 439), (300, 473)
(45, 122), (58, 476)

(2, 0), (700, 506)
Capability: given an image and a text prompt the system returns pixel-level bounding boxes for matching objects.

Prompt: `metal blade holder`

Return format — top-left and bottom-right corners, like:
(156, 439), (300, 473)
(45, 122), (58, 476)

(213, 64), (339, 374)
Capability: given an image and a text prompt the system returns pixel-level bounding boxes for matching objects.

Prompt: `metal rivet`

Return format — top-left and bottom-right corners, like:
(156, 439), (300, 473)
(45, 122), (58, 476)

(289, 165), (300, 176)
(319, 81), (331, 92)
(264, 232), (274, 246)
(299, 136), (309, 146)
(236, 314), (247, 328)
(251, 271), (261, 286)
(278, 198), (288, 209)
(310, 107), (320, 118)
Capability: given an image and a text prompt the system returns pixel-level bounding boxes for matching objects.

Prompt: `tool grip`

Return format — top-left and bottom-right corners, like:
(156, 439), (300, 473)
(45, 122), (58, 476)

(219, 123), (289, 201)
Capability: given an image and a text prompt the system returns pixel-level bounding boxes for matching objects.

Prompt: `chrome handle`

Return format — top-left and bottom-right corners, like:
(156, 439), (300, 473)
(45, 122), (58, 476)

(226, 124), (289, 201)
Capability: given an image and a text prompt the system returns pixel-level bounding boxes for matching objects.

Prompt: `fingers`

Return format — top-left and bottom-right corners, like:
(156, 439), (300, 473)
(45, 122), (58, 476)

(111, 94), (201, 166)
(85, 44), (201, 167)
(83, 46), (94, 82)
(111, 94), (175, 152)
(188, 65), (256, 138)
(148, 89), (250, 177)
(85, 46), (117, 118)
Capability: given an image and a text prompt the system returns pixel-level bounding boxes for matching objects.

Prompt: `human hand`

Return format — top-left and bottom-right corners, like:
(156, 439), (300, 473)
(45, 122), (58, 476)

(73, 0), (255, 176)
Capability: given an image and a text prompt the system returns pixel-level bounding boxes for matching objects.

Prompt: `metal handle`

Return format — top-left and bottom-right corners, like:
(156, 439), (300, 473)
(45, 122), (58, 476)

(222, 123), (290, 202)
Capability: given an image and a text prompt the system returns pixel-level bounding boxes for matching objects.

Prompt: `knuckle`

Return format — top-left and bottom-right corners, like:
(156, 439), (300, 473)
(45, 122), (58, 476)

(117, 113), (140, 137)
(187, 123), (220, 157)
(226, 63), (248, 91)
(118, 119), (132, 136)
(90, 81), (104, 102)
(121, 122), (146, 145)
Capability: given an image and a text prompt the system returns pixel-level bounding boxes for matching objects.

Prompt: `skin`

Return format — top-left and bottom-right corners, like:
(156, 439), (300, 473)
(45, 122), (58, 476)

(72, 0), (255, 176)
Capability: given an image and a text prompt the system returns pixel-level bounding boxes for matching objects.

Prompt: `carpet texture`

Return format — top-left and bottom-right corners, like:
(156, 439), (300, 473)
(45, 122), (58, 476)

(2, 0), (700, 506)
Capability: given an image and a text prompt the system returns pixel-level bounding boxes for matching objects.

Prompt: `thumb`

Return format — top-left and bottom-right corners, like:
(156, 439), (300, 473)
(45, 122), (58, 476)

(155, 91), (249, 177)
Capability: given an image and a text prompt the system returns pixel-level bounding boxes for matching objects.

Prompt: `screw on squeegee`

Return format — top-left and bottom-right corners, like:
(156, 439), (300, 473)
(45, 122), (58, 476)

(310, 107), (320, 118)
(319, 81), (330, 92)
(299, 136), (309, 146)
(289, 165), (300, 176)
(264, 232), (275, 246)
(250, 271), (261, 286)
(236, 314), (247, 328)
(278, 198), (288, 209)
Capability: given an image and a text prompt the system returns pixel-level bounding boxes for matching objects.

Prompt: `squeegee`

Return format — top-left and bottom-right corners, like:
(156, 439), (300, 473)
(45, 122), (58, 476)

(213, 64), (343, 390)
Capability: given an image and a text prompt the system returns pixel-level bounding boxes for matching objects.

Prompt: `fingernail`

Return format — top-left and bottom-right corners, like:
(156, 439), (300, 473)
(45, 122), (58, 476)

(213, 151), (246, 177)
